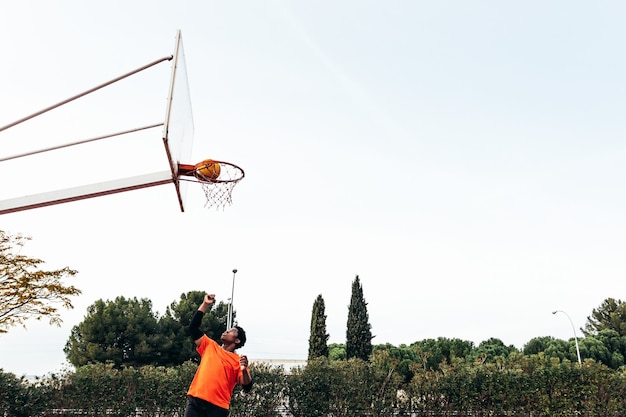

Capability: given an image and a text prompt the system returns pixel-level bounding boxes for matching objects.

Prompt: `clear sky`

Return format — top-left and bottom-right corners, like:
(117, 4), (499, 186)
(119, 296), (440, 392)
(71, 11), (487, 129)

(1, 1), (626, 377)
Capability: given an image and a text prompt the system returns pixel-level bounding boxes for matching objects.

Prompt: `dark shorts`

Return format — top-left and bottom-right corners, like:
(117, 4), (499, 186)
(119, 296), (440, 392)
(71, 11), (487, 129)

(184, 396), (229, 417)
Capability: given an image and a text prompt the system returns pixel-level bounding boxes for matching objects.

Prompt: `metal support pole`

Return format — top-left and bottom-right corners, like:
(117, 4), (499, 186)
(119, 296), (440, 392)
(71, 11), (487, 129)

(0, 56), (173, 133)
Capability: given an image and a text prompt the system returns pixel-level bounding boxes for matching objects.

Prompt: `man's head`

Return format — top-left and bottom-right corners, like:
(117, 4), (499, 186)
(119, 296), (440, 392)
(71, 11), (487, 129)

(234, 325), (246, 349)
(221, 326), (247, 350)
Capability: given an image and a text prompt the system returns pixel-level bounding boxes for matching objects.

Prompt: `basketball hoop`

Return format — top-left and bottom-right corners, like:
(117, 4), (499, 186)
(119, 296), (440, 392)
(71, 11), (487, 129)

(179, 160), (245, 210)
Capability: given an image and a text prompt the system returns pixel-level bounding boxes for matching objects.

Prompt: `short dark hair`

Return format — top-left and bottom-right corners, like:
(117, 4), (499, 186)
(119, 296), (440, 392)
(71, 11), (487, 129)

(234, 326), (246, 349)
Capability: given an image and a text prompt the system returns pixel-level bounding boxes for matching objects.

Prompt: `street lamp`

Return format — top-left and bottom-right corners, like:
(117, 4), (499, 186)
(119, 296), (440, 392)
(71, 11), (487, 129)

(227, 269), (238, 329)
(552, 310), (582, 365)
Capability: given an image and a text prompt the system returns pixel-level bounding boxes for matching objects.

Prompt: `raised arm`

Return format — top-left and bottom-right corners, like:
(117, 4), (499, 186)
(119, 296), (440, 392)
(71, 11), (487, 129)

(189, 294), (215, 347)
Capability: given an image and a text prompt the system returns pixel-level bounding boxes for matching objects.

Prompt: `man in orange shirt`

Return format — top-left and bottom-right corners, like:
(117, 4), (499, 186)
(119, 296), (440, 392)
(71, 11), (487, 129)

(184, 294), (253, 417)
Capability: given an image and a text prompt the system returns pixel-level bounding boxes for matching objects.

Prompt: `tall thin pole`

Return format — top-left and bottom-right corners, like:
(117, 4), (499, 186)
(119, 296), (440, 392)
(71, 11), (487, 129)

(0, 56), (173, 133)
(226, 298), (232, 330)
(0, 123), (163, 163)
(228, 269), (238, 329)
(553, 310), (582, 365)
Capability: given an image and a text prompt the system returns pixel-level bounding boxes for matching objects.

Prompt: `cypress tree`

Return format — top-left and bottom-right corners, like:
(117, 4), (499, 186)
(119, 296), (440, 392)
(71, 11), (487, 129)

(308, 294), (330, 359)
(346, 275), (373, 360)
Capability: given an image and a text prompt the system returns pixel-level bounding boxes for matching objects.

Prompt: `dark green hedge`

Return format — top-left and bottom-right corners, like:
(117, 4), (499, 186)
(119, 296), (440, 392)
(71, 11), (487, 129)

(2, 353), (626, 417)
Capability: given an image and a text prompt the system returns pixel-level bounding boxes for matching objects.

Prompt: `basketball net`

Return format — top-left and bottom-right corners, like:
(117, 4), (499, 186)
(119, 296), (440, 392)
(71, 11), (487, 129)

(193, 161), (245, 210)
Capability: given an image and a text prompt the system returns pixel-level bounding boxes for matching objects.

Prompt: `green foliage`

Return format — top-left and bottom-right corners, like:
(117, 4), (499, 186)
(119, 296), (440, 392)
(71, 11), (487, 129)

(524, 336), (567, 359)
(0, 372), (61, 417)
(230, 363), (288, 417)
(583, 297), (626, 337)
(345, 275), (372, 361)
(38, 362), (196, 416)
(60, 363), (139, 416)
(134, 363), (196, 416)
(0, 370), (35, 417)
(64, 291), (231, 368)
(0, 230), (80, 333)
(595, 329), (626, 367)
(469, 338), (519, 365)
(410, 337), (475, 371)
(288, 353), (407, 417)
(579, 330), (626, 369)
(373, 343), (419, 383)
(158, 291), (231, 365)
(368, 350), (408, 416)
(64, 296), (161, 368)
(287, 358), (333, 417)
(326, 359), (371, 417)
(308, 294), (329, 360)
(328, 343), (346, 361)
(9, 284), (626, 415)
(3, 354), (626, 415)
(404, 353), (626, 415)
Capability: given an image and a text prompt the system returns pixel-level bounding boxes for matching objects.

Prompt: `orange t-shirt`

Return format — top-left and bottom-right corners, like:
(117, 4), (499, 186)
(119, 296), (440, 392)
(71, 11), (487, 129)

(187, 335), (243, 409)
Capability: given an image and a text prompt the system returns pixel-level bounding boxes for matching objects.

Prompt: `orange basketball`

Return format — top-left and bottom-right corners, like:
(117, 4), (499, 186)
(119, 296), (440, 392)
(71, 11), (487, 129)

(195, 160), (221, 180)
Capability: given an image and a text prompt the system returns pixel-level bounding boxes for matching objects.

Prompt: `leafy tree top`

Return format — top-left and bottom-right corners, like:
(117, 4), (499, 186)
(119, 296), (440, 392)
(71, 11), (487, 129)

(0, 230), (80, 333)
(308, 294), (329, 360)
(64, 291), (231, 368)
(346, 275), (373, 361)
(583, 298), (626, 337)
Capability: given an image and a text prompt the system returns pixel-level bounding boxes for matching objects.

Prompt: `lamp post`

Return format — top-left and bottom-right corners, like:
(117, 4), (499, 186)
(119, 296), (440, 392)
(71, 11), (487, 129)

(227, 269), (238, 329)
(226, 298), (231, 329)
(552, 310), (582, 365)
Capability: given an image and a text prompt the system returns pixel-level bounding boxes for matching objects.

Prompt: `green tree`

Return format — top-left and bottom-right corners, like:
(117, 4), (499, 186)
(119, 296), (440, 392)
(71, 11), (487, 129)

(308, 294), (329, 360)
(158, 291), (231, 365)
(0, 370), (27, 417)
(411, 339), (442, 370)
(435, 337), (474, 362)
(328, 343), (346, 361)
(523, 336), (571, 361)
(64, 296), (161, 368)
(368, 350), (406, 415)
(469, 338), (519, 365)
(373, 343), (418, 383)
(288, 358), (333, 417)
(524, 335), (557, 355)
(0, 230), (80, 333)
(583, 297), (626, 337)
(409, 337), (474, 371)
(346, 275), (373, 361)
(595, 329), (626, 367)
(579, 330), (626, 369)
